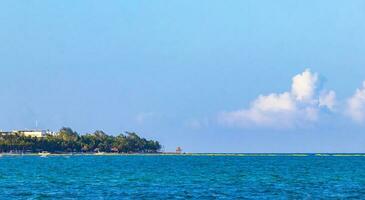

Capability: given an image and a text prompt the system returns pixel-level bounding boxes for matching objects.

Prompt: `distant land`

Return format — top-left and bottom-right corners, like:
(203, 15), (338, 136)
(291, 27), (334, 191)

(0, 127), (161, 154)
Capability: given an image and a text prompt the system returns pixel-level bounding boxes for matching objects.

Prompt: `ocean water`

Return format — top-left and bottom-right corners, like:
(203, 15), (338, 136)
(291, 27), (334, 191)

(1, 155), (365, 199)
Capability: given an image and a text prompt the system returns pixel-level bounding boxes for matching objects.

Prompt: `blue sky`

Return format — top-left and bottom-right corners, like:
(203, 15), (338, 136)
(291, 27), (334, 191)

(1, 1), (365, 152)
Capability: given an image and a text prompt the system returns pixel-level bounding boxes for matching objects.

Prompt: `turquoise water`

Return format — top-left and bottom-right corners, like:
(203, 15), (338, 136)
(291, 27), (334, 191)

(1, 155), (365, 199)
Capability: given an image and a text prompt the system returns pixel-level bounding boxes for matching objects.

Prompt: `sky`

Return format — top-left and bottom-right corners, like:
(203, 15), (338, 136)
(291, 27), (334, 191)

(1, 1), (365, 152)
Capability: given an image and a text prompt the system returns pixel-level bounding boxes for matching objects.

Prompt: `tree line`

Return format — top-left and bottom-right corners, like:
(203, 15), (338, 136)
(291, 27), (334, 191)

(0, 127), (161, 153)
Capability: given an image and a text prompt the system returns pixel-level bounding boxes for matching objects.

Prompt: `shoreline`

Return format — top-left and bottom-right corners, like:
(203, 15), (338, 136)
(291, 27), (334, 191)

(2, 153), (365, 157)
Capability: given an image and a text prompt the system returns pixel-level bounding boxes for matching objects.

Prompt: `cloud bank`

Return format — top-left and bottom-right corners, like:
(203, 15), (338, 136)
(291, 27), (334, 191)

(219, 69), (337, 128)
(346, 81), (365, 123)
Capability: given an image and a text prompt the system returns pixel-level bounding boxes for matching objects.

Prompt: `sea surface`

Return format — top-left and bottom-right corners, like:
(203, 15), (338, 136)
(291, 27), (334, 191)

(1, 155), (365, 199)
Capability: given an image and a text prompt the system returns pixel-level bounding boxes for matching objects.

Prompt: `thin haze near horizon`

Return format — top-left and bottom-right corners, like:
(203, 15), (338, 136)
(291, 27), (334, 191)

(1, 1), (365, 152)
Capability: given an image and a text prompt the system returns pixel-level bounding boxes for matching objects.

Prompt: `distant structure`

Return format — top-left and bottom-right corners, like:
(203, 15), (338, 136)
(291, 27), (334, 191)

(16, 130), (47, 138)
(0, 130), (57, 138)
(176, 147), (182, 154)
(0, 131), (10, 136)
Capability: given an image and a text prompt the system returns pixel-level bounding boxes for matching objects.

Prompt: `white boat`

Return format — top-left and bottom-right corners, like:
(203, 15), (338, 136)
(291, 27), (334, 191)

(95, 151), (105, 155)
(39, 151), (51, 157)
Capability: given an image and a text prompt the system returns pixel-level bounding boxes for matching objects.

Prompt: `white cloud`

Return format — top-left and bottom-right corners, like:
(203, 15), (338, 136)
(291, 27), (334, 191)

(219, 69), (336, 128)
(304, 107), (319, 121)
(346, 81), (365, 123)
(253, 92), (295, 112)
(220, 92), (296, 128)
(291, 69), (318, 102)
(319, 90), (336, 111)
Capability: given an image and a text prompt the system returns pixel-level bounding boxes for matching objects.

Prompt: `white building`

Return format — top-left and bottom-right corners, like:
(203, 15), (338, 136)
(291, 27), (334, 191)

(45, 130), (58, 136)
(15, 130), (47, 138)
(0, 131), (12, 136)
(0, 129), (58, 138)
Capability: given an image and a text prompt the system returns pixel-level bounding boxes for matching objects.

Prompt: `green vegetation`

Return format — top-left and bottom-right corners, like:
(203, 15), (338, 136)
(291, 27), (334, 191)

(0, 127), (161, 153)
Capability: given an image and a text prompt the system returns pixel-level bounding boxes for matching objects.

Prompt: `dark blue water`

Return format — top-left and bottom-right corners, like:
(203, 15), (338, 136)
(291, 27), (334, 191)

(1, 155), (365, 199)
